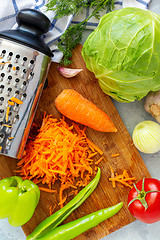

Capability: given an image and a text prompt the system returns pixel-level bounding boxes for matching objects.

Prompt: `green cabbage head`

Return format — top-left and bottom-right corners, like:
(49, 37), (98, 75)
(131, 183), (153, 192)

(82, 7), (160, 102)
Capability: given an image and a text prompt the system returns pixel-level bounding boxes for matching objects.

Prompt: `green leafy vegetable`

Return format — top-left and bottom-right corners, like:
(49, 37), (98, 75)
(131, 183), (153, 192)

(82, 7), (160, 102)
(46, 0), (115, 65)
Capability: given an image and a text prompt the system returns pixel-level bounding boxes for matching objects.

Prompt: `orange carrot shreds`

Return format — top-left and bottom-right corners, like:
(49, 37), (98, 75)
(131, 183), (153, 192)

(10, 96), (23, 105)
(111, 153), (120, 157)
(86, 138), (103, 156)
(0, 61), (11, 65)
(94, 166), (98, 171)
(8, 100), (14, 106)
(2, 124), (12, 128)
(59, 190), (68, 208)
(49, 205), (56, 216)
(95, 157), (103, 165)
(6, 106), (10, 122)
(17, 115), (103, 206)
(8, 137), (14, 140)
(109, 168), (137, 189)
(12, 66), (16, 71)
(39, 187), (57, 193)
(49, 205), (52, 216)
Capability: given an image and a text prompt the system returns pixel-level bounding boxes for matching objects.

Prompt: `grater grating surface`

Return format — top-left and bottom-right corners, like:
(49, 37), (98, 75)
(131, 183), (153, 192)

(0, 38), (51, 158)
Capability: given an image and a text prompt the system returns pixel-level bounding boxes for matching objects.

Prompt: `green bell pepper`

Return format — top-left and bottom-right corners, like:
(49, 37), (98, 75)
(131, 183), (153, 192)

(0, 176), (40, 227)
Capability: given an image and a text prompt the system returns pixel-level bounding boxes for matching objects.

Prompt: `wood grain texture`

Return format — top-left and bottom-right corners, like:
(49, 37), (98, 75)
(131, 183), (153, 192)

(0, 45), (151, 239)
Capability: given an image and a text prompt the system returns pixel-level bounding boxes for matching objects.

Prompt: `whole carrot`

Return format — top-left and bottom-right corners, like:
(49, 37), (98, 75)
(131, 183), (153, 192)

(55, 89), (117, 132)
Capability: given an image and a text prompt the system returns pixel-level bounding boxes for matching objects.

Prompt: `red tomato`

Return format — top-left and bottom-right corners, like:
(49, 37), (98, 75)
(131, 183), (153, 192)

(127, 178), (160, 223)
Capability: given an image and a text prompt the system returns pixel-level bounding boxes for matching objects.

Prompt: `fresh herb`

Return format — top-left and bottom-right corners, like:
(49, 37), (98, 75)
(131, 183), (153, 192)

(46, 0), (115, 65)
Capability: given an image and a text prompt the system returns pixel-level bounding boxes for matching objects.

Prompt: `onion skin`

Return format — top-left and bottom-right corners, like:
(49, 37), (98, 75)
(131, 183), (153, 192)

(132, 121), (160, 154)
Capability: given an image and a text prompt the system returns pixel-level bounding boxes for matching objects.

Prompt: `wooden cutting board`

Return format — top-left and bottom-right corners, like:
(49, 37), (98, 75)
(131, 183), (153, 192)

(0, 44), (151, 239)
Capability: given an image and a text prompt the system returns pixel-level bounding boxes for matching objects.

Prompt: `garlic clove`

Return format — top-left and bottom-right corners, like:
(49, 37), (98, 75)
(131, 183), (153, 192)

(57, 66), (83, 78)
(144, 90), (160, 123)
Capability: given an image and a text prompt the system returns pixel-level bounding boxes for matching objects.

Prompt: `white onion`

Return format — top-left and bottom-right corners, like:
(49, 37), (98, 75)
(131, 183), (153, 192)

(132, 121), (160, 154)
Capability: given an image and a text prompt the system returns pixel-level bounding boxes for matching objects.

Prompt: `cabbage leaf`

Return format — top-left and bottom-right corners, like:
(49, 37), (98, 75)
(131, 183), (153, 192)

(82, 7), (160, 102)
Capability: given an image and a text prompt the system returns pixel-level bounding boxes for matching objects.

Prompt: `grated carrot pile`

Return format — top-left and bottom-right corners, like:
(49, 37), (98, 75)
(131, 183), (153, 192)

(109, 166), (137, 189)
(16, 114), (103, 207)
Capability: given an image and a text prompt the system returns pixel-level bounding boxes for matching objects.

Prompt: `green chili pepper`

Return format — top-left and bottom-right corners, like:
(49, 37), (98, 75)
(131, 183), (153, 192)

(0, 176), (40, 227)
(27, 167), (101, 240)
(36, 202), (123, 240)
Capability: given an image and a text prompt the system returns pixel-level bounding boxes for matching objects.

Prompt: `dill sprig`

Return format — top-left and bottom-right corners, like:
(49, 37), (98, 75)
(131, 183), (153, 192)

(46, 0), (115, 65)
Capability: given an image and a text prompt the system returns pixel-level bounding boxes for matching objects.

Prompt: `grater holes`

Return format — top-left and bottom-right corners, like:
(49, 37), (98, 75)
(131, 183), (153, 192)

(14, 78), (20, 88)
(21, 92), (27, 101)
(21, 81), (27, 90)
(0, 121), (3, 130)
(7, 64), (12, 72)
(0, 85), (4, 94)
(6, 138), (12, 147)
(7, 75), (12, 84)
(7, 52), (13, 60)
(0, 96), (4, 105)
(7, 111), (12, 122)
(0, 133), (4, 143)
(15, 54), (20, 63)
(13, 114), (19, 123)
(0, 109), (4, 118)
(15, 90), (20, 95)
(28, 60), (35, 69)
(0, 73), (5, 81)
(0, 50), (6, 58)
(0, 61), (5, 70)
(13, 103), (19, 112)
(15, 114), (19, 120)
(22, 57), (27, 66)
(30, 60), (34, 64)
(5, 126), (12, 134)
(28, 72), (34, 81)
(14, 66), (20, 75)
(0, 133), (4, 140)
(21, 69), (27, 79)
(7, 87), (12, 96)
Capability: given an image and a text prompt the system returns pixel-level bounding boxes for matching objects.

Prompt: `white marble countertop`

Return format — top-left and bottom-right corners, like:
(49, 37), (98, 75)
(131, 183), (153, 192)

(0, 0), (160, 239)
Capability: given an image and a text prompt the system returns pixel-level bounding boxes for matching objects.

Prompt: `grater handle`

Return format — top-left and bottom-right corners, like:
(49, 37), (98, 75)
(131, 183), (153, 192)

(0, 9), (53, 57)
(16, 9), (51, 36)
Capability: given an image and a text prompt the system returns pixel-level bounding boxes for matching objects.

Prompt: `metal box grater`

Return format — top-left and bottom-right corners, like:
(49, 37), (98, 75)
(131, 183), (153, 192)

(0, 9), (53, 159)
